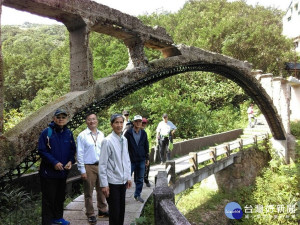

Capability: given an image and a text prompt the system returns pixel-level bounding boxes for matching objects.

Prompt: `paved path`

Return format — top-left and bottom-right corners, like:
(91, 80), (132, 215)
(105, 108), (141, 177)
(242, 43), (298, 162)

(64, 164), (165, 225)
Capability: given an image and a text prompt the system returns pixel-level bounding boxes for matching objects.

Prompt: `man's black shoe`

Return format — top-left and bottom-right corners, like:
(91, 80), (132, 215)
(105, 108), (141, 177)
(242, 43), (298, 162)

(134, 196), (144, 203)
(88, 216), (97, 224)
(98, 210), (109, 218)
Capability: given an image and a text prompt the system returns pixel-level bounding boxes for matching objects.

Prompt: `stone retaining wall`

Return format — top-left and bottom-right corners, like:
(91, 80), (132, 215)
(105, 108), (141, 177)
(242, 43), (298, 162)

(215, 146), (271, 191)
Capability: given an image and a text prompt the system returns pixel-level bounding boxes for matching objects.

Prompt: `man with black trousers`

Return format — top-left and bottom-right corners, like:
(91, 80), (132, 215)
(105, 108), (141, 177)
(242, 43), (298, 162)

(99, 114), (132, 225)
(124, 115), (149, 203)
(38, 108), (76, 225)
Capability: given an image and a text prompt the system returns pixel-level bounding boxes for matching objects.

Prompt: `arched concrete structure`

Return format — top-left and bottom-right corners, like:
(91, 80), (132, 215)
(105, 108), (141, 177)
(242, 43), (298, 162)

(0, 0), (287, 181)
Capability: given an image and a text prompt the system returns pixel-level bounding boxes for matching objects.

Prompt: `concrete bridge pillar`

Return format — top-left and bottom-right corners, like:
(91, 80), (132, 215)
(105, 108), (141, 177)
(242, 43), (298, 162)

(0, 1), (3, 135)
(69, 26), (94, 91)
(124, 36), (148, 69)
(272, 77), (290, 134)
(288, 77), (300, 121)
(257, 72), (293, 163)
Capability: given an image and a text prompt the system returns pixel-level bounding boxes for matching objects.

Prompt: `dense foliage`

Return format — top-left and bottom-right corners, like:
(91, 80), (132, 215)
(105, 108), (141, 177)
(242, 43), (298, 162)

(2, 24), (69, 110)
(140, 0), (295, 75)
(2, 0), (297, 141)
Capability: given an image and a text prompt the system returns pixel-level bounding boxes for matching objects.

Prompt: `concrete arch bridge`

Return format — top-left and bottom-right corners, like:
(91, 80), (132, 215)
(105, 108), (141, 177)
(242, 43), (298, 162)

(0, 0), (288, 183)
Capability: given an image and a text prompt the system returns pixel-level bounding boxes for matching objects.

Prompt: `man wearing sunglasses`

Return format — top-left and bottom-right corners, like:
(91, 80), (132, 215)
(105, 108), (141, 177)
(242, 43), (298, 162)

(38, 108), (76, 225)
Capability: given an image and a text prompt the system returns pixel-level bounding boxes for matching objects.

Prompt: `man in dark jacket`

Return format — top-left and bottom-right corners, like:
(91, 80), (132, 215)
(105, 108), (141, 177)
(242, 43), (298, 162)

(124, 115), (149, 203)
(38, 108), (76, 225)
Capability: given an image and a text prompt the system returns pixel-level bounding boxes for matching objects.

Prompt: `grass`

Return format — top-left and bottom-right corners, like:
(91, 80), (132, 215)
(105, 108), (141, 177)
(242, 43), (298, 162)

(136, 195), (154, 225)
(175, 183), (232, 224)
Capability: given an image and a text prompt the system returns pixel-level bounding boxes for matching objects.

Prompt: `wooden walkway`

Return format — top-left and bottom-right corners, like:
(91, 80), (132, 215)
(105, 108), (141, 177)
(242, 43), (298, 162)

(64, 164), (165, 225)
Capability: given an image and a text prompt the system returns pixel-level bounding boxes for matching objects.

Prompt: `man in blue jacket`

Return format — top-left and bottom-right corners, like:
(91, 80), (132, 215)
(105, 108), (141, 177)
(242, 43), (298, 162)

(124, 115), (149, 203)
(38, 109), (76, 225)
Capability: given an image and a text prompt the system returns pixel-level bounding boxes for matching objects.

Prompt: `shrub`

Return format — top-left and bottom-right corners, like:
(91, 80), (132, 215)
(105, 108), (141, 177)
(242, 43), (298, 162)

(291, 121), (300, 139)
(0, 185), (41, 225)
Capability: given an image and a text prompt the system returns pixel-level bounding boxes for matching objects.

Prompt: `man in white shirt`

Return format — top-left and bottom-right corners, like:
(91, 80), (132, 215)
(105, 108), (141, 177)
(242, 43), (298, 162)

(247, 103), (257, 128)
(156, 113), (177, 163)
(99, 114), (132, 225)
(77, 113), (108, 224)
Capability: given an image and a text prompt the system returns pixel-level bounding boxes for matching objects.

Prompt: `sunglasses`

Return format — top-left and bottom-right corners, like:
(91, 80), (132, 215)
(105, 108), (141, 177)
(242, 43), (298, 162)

(56, 116), (67, 119)
(124, 114), (129, 116)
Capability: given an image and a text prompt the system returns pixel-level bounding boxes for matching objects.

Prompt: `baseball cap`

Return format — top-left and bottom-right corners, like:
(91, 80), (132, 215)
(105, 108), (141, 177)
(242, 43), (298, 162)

(162, 113), (168, 118)
(142, 118), (148, 123)
(133, 115), (142, 121)
(54, 108), (67, 117)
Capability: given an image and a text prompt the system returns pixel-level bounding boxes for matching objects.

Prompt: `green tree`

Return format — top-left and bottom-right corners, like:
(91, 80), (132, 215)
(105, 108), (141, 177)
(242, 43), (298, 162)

(140, 0), (296, 75)
(2, 25), (68, 109)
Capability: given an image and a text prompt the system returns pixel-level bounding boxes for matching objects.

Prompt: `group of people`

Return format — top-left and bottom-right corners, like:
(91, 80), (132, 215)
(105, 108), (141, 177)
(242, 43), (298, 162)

(38, 108), (176, 225)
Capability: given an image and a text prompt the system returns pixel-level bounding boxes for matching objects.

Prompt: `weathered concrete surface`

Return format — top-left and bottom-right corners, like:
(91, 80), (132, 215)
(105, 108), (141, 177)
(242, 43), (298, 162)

(159, 199), (191, 225)
(0, 44), (286, 177)
(69, 26), (95, 91)
(154, 171), (190, 225)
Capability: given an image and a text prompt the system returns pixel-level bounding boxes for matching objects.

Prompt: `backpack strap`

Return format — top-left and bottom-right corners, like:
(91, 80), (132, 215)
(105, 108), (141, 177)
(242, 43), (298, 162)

(46, 127), (53, 149)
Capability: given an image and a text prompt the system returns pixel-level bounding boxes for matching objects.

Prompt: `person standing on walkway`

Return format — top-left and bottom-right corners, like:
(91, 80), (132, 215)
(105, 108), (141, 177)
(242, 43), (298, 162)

(38, 108), (76, 225)
(77, 113), (109, 224)
(99, 114), (132, 225)
(122, 110), (132, 132)
(247, 103), (257, 128)
(156, 113), (177, 163)
(141, 117), (151, 187)
(124, 115), (149, 203)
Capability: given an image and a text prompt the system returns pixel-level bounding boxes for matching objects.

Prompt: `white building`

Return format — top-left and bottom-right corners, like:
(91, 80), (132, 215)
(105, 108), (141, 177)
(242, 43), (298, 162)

(283, 0), (300, 53)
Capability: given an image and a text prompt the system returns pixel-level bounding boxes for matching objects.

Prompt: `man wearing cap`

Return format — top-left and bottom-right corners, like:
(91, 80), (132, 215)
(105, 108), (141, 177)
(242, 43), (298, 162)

(124, 115), (149, 203)
(38, 108), (76, 225)
(156, 113), (177, 163)
(99, 114), (132, 225)
(76, 113), (109, 224)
